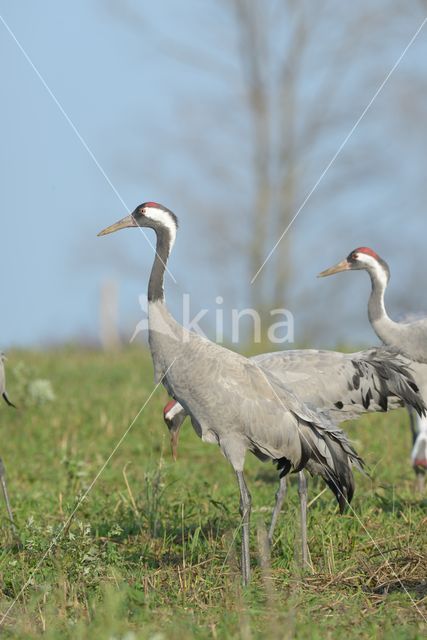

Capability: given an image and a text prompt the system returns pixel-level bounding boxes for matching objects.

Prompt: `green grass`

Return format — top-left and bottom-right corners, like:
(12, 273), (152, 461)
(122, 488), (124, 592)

(0, 346), (425, 639)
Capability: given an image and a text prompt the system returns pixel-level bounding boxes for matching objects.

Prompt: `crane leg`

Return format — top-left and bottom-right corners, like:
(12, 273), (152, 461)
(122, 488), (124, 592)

(236, 470), (252, 586)
(408, 407), (426, 492)
(298, 471), (309, 570)
(0, 458), (16, 534)
(416, 472), (425, 493)
(268, 475), (287, 545)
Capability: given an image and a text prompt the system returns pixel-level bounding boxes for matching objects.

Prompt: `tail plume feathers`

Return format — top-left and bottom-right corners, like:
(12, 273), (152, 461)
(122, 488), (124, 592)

(299, 421), (362, 513)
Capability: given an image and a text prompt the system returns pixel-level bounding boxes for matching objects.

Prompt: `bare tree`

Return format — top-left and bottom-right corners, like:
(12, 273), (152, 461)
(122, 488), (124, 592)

(210, 1), (396, 314)
(104, 0), (427, 343)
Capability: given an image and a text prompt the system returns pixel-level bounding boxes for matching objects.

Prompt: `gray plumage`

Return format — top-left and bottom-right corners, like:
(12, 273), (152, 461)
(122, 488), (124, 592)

(149, 289), (365, 505)
(0, 354), (16, 409)
(252, 348), (424, 422)
(164, 346), (424, 519)
(0, 352), (17, 533)
(149, 301), (365, 577)
(319, 246), (427, 476)
(99, 206), (425, 583)
(165, 346), (424, 450)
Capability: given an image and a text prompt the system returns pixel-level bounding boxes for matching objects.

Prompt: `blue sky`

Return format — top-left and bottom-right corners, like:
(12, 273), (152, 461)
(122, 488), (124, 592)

(1, 2), (427, 349)
(1, 1), (178, 346)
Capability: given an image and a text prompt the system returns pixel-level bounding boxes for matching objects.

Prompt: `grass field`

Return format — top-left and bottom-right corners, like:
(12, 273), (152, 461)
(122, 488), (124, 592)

(0, 346), (425, 639)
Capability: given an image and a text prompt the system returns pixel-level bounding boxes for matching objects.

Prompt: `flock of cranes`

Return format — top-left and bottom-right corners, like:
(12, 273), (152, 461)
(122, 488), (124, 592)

(97, 203), (427, 584)
(1, 205), (425, 586)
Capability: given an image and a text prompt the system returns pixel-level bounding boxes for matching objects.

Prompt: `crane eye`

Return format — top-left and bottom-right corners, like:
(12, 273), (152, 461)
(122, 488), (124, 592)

(351, 252), (358, 261)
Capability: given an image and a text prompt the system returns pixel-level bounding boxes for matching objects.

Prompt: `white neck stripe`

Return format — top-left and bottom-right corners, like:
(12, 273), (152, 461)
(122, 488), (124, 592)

(357, 253), (388, 286)
(145, 207), (177, 250)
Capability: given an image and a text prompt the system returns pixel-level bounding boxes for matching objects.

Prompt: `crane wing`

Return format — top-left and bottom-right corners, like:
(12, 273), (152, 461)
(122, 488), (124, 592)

(244, 365), (364, 511)
(253, 347), (425, 423)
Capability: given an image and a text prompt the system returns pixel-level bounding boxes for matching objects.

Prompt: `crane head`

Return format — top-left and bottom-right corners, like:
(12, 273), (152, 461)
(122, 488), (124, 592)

(163, 400), (186, 461)
(318, 247), (389, 280)
(97, 202), (178, 236)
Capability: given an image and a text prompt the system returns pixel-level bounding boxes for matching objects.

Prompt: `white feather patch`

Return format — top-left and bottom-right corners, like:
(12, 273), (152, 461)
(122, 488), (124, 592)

(356, 253), (388, 286)
(144, 206), (177, 250)
(165, 401), (184, 420)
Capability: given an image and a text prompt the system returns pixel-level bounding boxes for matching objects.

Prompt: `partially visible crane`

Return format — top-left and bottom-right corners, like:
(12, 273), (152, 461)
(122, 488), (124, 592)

(98, 204), (427, 583)
(163, 347), (426, 557)
(319, 246), (427, 488)
(0, 353), (17, 530)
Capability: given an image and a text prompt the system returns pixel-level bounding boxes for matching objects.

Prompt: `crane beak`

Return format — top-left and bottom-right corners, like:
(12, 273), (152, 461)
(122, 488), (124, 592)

(318, 259), (350, 278)
(170, 429), (180, 462)
(97, 214), (137, 236)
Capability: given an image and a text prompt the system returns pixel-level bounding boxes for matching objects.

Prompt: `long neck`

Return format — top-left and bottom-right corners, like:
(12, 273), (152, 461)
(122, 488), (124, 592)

(367, 265), (396, 342)
(148, 226), (172, 303)
(147, 221), (183, 385)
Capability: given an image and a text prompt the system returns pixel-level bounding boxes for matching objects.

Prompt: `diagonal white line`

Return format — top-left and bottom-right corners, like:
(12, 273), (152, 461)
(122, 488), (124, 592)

(251, 16), (427, 285)
(0, 13), (177, 284)
(0, 358), (177, 628)
(252, 361), (427, 621)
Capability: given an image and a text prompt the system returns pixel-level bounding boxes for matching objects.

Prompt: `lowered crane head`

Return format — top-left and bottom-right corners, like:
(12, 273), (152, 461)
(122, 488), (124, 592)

(163, 400), (186, 461)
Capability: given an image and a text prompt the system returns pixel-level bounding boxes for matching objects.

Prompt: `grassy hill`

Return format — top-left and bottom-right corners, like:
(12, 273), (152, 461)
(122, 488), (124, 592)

(0, 347), (425, 639)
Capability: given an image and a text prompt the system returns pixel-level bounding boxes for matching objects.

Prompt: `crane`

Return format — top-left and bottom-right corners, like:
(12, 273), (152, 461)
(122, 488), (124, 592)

(319, 246), (427, 488)
(0, 353), (17, 531)
(163, 347), (425, 556)
(98, 205), (424, 583)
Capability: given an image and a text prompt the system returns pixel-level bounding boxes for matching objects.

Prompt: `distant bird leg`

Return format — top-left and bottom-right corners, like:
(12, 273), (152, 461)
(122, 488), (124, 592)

(0, 458), (16, 534)
(268, 475), (287, 545)
(258, 470), (311, 570)
(298, 471), (309, 570)
(236, 470), (252, 586)
(416, 471), (425, 493)
(408, 406), (426, 492)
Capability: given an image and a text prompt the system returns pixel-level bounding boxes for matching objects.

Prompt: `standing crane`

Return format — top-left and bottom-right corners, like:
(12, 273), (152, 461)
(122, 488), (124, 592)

(319, 247), (427, 488)
(0, 353), (17, 530)
(163, 347), (425, 555)
(98, 205), (424, 583)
